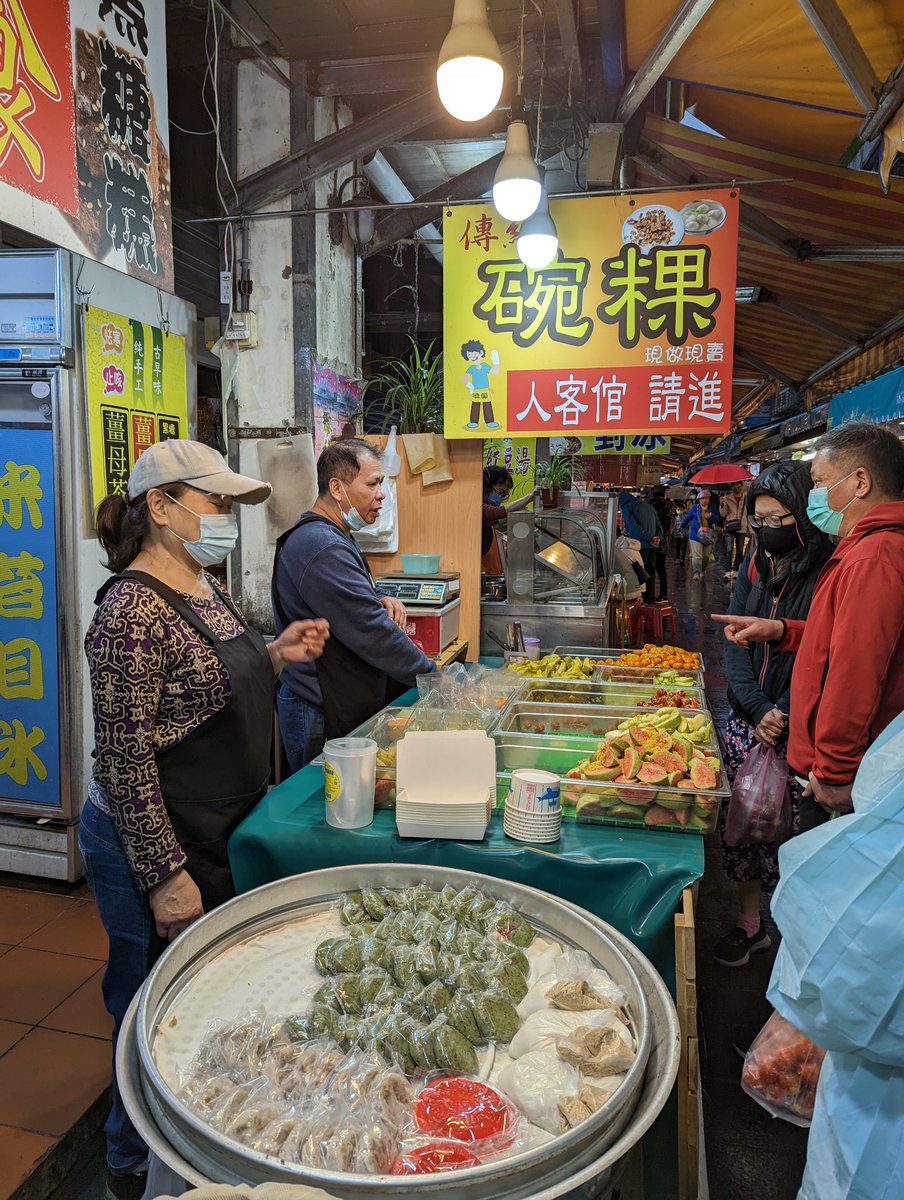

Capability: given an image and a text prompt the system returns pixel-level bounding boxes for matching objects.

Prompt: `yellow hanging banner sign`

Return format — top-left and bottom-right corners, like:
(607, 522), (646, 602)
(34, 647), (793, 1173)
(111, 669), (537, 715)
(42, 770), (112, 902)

(83, 306), (189, 511)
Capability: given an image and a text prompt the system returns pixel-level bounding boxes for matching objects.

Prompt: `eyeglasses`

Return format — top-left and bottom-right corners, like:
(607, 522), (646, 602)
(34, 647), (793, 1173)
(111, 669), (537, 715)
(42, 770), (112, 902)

(748, 513), (796, 530)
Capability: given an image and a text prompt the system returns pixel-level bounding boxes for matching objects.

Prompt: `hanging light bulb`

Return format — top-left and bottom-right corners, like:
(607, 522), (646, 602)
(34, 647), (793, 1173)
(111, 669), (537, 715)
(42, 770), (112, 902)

(492, 101), (541, 221)
(436, 0), (504, 123)
(517, 173), (558, 268)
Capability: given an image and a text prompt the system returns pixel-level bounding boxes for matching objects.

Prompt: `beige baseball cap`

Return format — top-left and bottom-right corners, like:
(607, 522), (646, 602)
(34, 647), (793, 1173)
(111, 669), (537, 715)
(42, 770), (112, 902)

(127, 439), (271, 504)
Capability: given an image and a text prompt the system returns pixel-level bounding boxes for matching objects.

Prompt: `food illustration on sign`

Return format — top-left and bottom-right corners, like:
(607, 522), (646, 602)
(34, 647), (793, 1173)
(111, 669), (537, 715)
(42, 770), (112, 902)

(680, 199), (727, 235)
(462, 339), (501, 430)
(620, 204), (684, 251)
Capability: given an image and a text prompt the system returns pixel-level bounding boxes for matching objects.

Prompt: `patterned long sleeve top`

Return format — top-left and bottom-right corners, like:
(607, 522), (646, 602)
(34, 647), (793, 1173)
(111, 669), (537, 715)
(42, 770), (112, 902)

(85, 576), (245, 892)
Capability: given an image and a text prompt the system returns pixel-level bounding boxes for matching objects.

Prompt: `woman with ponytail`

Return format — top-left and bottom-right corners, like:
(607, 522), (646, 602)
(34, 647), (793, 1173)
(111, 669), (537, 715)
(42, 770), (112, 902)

(80, 440), (328, 1200)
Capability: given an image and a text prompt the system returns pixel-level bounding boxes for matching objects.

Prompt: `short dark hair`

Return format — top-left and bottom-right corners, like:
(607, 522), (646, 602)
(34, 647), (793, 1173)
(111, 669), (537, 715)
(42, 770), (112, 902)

(815, 420), (904, 498)
(461, 340), (486, 359)
(317, 438), (381, 497)
(483, 466), (514, 496)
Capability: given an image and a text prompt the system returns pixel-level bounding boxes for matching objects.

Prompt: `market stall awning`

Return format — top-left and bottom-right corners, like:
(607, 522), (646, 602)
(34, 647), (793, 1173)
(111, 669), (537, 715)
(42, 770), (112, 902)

(830, 363), (904, 425)
(634, 115), (904, 389)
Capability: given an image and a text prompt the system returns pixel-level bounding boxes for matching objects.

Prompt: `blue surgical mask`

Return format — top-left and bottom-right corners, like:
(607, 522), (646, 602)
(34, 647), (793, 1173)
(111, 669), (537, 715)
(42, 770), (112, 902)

(165, 494), (239, 566)
(340, 484), (368, 532)
(806, 469), (858, 537)
(487, 491), (503, 505)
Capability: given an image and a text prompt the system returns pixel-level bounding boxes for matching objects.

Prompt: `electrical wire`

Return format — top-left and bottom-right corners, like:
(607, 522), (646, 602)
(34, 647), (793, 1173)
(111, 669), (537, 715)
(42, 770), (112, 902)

(170, 119), (215, 136)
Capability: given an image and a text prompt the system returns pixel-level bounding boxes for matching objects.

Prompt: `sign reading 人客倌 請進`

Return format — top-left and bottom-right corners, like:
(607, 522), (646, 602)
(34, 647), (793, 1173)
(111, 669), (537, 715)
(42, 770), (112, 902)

(0, 428), (61, 807)
(0, 0), (173, 290)
(444, 190), (738, 439)
(83, 306), (188, 510)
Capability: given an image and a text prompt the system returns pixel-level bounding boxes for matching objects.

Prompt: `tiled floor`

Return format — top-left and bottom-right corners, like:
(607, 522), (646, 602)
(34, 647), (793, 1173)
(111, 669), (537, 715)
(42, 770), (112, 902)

(0, 876), (112, 1200)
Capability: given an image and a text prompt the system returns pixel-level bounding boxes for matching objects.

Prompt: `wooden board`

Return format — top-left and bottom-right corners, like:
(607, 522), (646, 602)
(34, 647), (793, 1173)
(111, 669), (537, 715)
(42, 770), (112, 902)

(364, 436), (484, 658)
(675, 886), (700, 1200)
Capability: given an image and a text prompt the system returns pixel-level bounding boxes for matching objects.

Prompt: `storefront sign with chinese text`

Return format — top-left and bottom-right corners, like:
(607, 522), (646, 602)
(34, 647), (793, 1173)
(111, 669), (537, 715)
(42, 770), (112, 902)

(444, 190), (738, 438)
(83, 305), (188, 510)
(0, 1), (174, 289)
(550, 435), (672, 456)
(483, 437), (536, 499)
(0, 427), (61, 807)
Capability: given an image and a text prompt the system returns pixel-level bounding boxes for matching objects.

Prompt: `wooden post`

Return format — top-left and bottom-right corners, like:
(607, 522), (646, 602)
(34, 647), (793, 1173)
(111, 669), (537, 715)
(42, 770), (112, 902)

(364, 436), (484, 657)
(675, 886), (699, 1200)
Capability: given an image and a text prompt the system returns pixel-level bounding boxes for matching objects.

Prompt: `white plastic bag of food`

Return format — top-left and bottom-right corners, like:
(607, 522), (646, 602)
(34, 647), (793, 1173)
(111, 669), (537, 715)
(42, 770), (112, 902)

(508, 1007), (633, 1059)
(497, 1047), (581, 1134)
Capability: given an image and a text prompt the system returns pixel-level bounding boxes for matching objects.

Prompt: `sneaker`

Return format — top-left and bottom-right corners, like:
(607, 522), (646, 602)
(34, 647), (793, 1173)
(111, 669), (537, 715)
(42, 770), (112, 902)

(730, 570), (738, 579)
(105, 1171), (148, 1200)
(714, 925), (772, 967)
(692, 572), (701, 581)
(723, 571), (732, 581)
(655, 596), (668, 604)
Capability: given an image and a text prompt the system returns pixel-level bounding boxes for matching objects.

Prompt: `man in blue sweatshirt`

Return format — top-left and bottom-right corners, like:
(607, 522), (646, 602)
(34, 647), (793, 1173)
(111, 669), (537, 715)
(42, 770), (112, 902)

(618, 491), (663, 588)
(272, 439), (435, 770)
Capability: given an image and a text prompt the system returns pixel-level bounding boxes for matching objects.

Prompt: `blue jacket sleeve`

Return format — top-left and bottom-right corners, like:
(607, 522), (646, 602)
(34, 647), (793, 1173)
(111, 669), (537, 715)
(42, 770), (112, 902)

(297, 542), (435, 684)
(724, 552), (774, 727)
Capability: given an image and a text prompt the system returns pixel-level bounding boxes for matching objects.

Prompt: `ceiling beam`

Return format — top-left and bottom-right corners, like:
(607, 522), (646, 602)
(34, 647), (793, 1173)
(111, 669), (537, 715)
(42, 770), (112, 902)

(735, 348), (797, 389)
(234, 88), (440, 213)
(809, 245), (904, 261)
(633, 137), (811, 259)
(313, 54), (435, 96)
(615, 0), (717, 124)
(795, 0), (880, 113)
(766, 293), (858, 344)
(363, 152), (504, 258)
(859, 58), (904, 142)
(550, 0), (583, 90)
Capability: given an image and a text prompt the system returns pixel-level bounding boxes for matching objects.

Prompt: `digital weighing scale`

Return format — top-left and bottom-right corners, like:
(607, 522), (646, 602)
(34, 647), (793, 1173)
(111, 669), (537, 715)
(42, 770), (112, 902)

(376, 571), (460, 607)
(376, 572), (462, 655)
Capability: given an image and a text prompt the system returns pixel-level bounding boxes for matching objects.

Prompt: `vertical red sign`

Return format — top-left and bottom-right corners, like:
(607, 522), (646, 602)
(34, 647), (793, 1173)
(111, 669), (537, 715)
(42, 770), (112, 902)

(0, 0), (78, 214)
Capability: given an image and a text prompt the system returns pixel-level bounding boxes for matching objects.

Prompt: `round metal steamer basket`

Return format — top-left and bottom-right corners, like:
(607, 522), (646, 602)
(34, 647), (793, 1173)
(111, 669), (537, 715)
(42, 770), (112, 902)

(123, 865), (680, 1199)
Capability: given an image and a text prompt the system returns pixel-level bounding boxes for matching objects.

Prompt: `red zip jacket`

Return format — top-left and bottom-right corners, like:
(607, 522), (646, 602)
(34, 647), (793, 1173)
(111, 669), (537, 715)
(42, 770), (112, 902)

(780, 503), (904, 784)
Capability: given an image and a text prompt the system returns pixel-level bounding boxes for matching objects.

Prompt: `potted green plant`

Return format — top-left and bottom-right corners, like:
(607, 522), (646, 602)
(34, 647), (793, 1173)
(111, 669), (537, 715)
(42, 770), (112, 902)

(534, 451), (585, 508)
(363, 337), (447, 478)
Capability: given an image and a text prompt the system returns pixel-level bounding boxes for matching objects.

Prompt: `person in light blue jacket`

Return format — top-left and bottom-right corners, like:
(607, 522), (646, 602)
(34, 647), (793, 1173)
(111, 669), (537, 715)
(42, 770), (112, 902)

(767, 709), (904, 1200)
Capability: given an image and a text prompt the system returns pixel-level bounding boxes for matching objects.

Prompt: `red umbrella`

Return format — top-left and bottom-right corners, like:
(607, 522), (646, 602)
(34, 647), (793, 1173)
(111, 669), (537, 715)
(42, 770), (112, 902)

(688, 465), (754, 485)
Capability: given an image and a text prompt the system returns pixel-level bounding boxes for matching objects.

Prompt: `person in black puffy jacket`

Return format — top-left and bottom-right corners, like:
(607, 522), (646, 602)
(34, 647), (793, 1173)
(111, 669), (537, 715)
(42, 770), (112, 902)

(714, 462), (833, 967)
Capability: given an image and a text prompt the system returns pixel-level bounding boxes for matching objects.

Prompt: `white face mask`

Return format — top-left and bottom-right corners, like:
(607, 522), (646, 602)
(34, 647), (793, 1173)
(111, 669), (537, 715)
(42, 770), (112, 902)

(339, 483), (368, 532)
(164, 493), (238, 566)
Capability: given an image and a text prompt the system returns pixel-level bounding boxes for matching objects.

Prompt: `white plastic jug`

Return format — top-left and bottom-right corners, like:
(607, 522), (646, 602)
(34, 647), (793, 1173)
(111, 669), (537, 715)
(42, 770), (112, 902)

(323, 737), (377, 828)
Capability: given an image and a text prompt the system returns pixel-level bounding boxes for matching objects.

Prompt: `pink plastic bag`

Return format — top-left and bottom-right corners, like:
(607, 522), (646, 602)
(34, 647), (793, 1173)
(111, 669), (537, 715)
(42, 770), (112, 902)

(724, 743), (791, 846)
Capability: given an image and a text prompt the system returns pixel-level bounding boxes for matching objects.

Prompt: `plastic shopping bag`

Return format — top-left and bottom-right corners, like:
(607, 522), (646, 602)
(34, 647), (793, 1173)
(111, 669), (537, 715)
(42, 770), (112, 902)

(741, 1010), (826, 1127)
(724, 743), (791, 846)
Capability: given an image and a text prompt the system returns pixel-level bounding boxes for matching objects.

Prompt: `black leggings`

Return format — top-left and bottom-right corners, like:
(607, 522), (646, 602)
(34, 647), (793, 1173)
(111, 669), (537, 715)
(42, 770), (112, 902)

(654, 549), (668, 599)
(728, 533), (747, 571)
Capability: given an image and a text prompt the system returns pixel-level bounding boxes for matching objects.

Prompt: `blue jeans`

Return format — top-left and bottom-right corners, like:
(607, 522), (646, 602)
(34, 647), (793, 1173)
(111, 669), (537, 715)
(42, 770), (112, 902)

(277, 682), (326, 773)
(78, 799), (153, 1175)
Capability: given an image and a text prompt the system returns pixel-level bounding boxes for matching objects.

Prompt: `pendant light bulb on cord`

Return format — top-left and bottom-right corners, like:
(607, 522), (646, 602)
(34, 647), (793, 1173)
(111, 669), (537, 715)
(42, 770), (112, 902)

(436, 0), (504, 122)
(517, 175), (558, 268)
(493, 118), (541, 221)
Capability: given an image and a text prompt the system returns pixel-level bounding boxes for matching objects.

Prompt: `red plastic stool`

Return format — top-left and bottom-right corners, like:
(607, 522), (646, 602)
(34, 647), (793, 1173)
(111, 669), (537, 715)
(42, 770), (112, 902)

(637, 603), (676, 643)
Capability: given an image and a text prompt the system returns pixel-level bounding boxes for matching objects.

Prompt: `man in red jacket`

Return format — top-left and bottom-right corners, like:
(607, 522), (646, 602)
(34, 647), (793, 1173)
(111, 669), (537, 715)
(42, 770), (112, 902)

(714, 421), (904, 830)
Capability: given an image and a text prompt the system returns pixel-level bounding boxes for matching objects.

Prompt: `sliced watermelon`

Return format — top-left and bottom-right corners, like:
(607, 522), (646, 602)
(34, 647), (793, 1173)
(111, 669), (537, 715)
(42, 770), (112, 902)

(690, 759), (719, 790)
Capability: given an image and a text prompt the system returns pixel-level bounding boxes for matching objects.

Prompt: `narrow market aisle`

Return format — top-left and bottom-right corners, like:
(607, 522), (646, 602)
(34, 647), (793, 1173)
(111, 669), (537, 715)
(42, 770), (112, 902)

(664, 544), (809, 1199)
(0, 875), (111, 1200)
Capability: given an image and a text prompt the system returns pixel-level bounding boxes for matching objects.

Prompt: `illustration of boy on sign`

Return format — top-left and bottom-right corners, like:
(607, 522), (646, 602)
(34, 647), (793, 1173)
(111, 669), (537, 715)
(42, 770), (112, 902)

(461, 339), (501, 430)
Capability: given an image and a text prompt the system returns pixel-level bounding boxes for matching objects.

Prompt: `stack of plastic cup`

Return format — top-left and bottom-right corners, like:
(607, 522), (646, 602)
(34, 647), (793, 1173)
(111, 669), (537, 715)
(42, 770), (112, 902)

(503, 768), (562, 843)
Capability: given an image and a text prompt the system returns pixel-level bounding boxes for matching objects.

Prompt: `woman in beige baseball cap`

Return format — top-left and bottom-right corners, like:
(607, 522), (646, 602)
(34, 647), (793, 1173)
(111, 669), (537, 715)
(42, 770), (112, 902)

(80, 440), (329, 1200)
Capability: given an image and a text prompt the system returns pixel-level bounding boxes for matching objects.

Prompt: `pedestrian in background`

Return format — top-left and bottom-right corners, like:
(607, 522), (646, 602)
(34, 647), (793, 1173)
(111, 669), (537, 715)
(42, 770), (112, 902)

(681, 490), (714, 581)
(721, 481), (750, 581)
